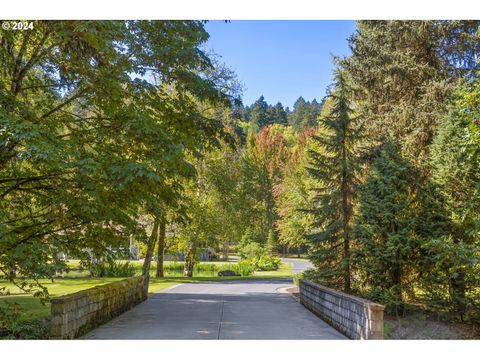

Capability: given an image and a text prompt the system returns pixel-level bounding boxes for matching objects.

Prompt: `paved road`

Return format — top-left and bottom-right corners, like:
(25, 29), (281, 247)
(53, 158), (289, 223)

(84, 278), (345, 340)
(281, 258), (313, 274)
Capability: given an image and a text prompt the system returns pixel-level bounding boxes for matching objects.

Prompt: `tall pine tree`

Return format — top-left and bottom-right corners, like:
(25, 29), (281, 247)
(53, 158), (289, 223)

(306, 70), (361, 292)
(249, 95), (270, 129)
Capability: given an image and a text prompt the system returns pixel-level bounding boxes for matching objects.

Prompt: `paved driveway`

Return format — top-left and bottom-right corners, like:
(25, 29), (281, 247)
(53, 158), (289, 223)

(281, 258), (313, 274)
(83, 278), (345, 340)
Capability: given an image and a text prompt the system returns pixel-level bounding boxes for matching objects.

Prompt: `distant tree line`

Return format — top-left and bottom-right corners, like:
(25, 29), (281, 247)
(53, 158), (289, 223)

(235, 95), (323, 132)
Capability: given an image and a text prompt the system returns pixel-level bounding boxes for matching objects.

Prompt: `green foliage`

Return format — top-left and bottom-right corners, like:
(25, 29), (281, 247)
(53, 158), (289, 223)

(154, 261), (254, 277)
(266, 230), (277, 255)
(342, 20), (480, 166)
(237, 241), (266, 260)
(243, 96), (290, 128)
(236, 255), (281, 272)
(233, 260), (257, 276)
(249, 96), (270, 128)
(459, 75), (480, 233)
(255, 255), (281, 271)
(0, 20), (238, 296)
(243, 127), (290, 242)
(288, 97), (322, 131)
(299, 268), (322, 284)
(352, 139), (448, 313)
(305, 70), (362, 292)
(276, 128), (315, 255)
(0, 301), (47, 339)
(90, 261), (136, 278)
(0, 300), (21, 331)
(428, 85), (480, 316)
(293, 272), (305, 287)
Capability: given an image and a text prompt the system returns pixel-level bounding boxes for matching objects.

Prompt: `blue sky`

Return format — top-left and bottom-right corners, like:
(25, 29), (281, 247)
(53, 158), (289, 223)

(204, 20), (357, 108)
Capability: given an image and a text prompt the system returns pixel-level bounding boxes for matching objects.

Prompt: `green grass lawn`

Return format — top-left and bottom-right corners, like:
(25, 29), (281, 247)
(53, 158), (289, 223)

(253, 261), (292, 277)
(0, 261), (293, 324)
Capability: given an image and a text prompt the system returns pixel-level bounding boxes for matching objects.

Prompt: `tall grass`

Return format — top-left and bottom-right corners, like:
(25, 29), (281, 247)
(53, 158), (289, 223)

(65, 260), (256, 278)
(151, 261), (254, 277)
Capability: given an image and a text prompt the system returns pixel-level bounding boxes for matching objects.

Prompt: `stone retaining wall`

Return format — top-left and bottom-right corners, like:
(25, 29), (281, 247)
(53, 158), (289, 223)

(50, 276), (146, 339)
(299, 279), (385, 339)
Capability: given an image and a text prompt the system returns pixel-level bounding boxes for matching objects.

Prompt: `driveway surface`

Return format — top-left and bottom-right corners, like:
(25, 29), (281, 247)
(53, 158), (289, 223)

(84, 278), (345, 340)
(281, 258), (313, 274)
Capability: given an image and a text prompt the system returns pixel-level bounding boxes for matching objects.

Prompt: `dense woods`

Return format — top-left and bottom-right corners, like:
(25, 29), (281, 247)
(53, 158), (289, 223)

(1, 20), (479, 325)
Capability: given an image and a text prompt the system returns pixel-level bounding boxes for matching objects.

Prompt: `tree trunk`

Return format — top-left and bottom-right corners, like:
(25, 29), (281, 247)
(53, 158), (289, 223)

(450, 270), (467, 319)
(343, 235), (351, 293)
(184, 243), (195, 277)
(342, 190), (351, 293)
(221, 242), (229, 261)
(392, 251), (403, 316)
(341, 134), (352, 294)
(156, 219), (166, 278)
(8, 264), (16, 279)
(297, 247), (301, 258)
(142, 219), (159, 297)
(448, 234), (467, 319)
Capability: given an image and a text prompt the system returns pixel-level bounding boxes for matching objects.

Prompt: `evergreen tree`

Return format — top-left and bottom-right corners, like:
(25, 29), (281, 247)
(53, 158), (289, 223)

(308, 99), (322, 127)
(288, 96), (321, 131)
(306, 71), (361, 292)
(288, 97), (308, 131)
(250, 95), (270, 128)
(270, 102), (288, 125)
(266, 230), (277, 255)
(430, 91), (480, 316)
(342, 20), (480, 166)
(354, 139), (421, 313)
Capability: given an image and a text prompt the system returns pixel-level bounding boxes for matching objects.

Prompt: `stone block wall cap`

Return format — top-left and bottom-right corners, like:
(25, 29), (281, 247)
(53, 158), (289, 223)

(299, 279), (385, 310)
(51, 276), (145, 303)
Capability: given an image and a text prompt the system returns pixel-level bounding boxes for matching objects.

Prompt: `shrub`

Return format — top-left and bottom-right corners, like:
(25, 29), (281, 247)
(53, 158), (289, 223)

(293, 272), (305, 286)
(0, 301), (48, 339)
(232, 260), (256, 276)
(237, 242), (266, 259)
(255, 255), (281, 271)
(234, 255), (282, 272)
(91, 261), (136, 277)
(300, 268), (323, 283)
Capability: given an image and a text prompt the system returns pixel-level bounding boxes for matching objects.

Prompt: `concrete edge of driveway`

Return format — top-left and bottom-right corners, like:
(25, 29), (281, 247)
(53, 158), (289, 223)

(276, 285), (300, 302)
(152, 283), (183, 294)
